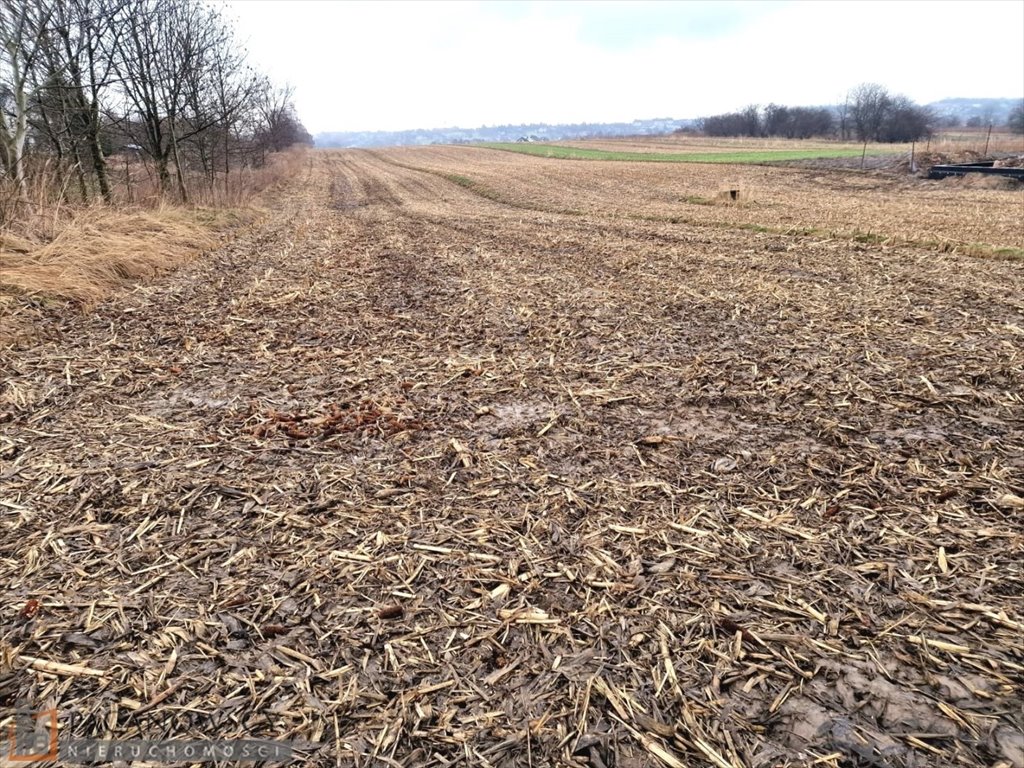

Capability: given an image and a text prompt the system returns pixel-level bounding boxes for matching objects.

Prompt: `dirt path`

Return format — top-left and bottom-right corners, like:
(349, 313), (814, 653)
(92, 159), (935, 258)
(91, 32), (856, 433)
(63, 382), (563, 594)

(2, 151), (1022, 767)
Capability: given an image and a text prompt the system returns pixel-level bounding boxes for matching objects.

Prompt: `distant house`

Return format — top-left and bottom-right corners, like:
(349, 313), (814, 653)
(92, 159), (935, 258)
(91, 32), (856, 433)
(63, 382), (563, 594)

(516, 135), (540, 143)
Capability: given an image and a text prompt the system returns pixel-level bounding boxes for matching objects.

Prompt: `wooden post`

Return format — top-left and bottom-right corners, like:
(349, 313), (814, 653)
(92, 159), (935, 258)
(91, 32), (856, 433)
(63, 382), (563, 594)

(861, 141), (868, 170)
(984, 123), (992, 156)
(910, 141), (915, 173)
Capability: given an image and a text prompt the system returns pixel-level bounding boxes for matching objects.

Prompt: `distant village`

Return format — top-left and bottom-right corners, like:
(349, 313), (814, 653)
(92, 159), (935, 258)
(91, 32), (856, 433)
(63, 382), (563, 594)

(315, 117), (694, 148)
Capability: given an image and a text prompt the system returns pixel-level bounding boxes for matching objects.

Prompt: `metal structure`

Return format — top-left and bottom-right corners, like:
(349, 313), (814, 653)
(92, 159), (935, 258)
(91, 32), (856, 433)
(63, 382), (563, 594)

(927, 160), (1024, 181)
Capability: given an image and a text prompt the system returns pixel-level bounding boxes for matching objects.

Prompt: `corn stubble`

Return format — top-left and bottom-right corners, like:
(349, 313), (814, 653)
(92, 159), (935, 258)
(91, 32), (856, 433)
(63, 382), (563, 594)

(0, 149), (1022, 768)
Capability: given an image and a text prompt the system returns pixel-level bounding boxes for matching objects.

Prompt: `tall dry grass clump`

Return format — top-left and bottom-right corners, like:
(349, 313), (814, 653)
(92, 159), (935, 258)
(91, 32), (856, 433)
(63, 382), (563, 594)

(2, 207), (226, 304)
(0, 148), (305, 309)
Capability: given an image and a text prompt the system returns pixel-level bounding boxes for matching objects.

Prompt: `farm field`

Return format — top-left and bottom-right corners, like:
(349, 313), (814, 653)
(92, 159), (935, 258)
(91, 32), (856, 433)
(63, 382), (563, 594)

(392, 145), (1024, 254)
(555, 136), (873, 154)
(552, 131), (1024, 158)
(480, 142), (884, 164)
(2, 148), (1023, 767)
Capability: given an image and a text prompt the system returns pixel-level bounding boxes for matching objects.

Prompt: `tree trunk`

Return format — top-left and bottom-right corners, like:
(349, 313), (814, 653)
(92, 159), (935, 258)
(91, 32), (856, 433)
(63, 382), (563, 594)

(87, 101), (112, 203)
(124, 155), (133, 203)
(156, 154), (171, 193)
(10, 116), (28, 203)
(170, 125), (189, 203)
(0, 28), (30, 203)
(70, 145), (89, 202)
(4, 80), (31, 203)
(198, 139), (211, 182)
(223, 130), (230, 196)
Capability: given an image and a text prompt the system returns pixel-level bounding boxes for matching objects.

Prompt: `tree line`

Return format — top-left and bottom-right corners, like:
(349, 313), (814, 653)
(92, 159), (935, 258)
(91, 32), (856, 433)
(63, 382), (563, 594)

(0, 0), (311, 211)
(699, 84), (937, 142)
(1008, 103), (1024, 134)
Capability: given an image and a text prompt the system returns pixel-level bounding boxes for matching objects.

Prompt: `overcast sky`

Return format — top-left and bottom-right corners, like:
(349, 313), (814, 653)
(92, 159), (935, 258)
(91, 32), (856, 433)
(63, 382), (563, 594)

(220, 0), (1024, 134)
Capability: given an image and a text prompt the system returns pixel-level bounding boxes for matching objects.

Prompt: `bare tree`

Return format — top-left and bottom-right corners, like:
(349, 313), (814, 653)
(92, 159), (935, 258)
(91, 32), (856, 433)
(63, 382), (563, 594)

(837, 93), (850, 141)
(762, 103), (789, 137)
(0, 0), (53, 201)
(23, 0), (124, 203)
(699, 104), (762, 138)
(252, 81), (311, 160)
(879, 96), (932, 142)
(179, 19), (263, 192)
(44, 0), (126, 202)
(847, 84), (933, 143)
(848, 83), (890, 142)
(2, 0), (308, 219)
(29, 66), (91, 200)
(112, 0), (229, 200)
(1006, 101), (1024, 134)
(786, 107), (832, 139)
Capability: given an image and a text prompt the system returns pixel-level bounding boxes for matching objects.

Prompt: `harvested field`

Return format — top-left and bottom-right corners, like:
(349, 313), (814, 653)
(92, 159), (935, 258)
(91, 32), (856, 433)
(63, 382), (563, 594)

(1, 148), (1023, 768)
(387, 146), (1024, 255)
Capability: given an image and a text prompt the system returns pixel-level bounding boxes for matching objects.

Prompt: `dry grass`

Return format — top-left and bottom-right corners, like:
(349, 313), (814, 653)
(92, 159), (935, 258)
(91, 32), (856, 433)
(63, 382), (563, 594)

(0, 148), (308, 333)
(1, 207), (231, 305)
(926, 129), (1024, 155)
(383, 145), (1024, 254)
(101, 146), (311, 210)
(0, 147), (309, 232)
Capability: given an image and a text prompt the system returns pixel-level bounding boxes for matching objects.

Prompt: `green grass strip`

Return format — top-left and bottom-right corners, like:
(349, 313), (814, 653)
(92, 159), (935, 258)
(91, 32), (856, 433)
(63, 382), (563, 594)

(479, 142), (899, 164)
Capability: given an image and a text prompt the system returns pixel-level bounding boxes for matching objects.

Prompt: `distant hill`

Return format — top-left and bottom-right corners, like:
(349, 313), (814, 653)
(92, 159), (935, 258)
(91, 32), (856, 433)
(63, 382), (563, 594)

(315, 117), (697, 148)
(926, 97), (1023, 126)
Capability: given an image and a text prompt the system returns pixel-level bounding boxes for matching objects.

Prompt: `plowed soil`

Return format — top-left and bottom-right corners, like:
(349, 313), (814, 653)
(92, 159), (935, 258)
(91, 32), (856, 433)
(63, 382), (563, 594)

(2, 149), (1022, 768)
